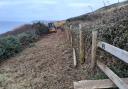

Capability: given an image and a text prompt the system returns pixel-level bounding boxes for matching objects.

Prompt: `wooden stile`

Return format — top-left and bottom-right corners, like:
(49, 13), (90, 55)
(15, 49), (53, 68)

(97, 60), (128, 89)
(73, 29), (128, 89)
(74, 78), (128, 89)
(97, 41), (128, 63)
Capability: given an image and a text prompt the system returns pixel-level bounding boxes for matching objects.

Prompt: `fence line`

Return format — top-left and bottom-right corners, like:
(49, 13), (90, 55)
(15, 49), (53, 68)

(65, 27), (77, 67)
(65, 24), (128, 88)
(91, 31), (128, 89)
(70, 27), (128, 89)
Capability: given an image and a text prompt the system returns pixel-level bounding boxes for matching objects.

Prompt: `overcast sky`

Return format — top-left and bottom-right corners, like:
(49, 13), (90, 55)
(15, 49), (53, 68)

(0, 0), (126, 22)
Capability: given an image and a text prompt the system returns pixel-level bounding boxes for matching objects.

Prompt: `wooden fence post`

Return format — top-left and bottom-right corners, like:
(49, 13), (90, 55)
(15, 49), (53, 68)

(80, 29), (85, 64)
(73, 48), (77, 67)
(79, 24), (82, 30)
(91, 31), (98, 69)
(70, 25), (72, 30)
(66, 25), (70, 43)
(66, 29), (70, 42)
(70, 30), (73, 47)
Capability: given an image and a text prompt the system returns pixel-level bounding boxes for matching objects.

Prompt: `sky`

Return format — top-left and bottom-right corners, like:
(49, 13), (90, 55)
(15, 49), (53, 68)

(0, 0), (126, 22)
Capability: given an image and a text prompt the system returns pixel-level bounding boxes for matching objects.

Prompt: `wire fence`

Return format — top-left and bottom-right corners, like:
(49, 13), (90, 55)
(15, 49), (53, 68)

(65, 24), (92, 64)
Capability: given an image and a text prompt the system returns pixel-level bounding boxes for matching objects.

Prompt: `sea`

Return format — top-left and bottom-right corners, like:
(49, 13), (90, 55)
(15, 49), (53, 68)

(0, 21), (28, 35)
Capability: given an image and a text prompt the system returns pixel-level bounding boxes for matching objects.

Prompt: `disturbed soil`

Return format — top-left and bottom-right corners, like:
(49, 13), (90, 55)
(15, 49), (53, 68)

(0, 30), (87, 89)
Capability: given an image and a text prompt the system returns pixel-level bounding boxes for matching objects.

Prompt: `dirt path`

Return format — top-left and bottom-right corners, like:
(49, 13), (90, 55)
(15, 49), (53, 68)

(0, 30), (87, 89)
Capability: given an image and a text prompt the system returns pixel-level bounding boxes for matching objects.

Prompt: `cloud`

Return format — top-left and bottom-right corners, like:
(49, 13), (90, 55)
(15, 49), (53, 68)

(39, 0), (57, 5)
(0, 0), (126, 22)
(68, 2), (91, 8)
(0, 0), (57, 7)
(119, 0), (126, 2)
(0, 1), (23, 5)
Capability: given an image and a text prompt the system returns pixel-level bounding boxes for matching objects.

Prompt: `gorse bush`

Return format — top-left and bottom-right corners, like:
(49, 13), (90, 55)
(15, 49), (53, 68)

(0, 36), (21, 59)
(32, 21), (49, 35)
(0, 31), (39, 60)
(0, 21), (49, 37)
(0, 44), (5, 58)
(0, 22), (49, 61)
(18, 31), (39, 46)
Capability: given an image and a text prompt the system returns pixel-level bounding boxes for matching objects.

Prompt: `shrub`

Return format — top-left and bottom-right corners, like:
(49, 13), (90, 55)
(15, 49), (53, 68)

(32, 21), (49, 35)
(0, 22), (49, 37)
(0, 45), (5, 57)
(18, 31), (39, 46)
(0, 36), (21, 59)
(0, 21), (49, 60)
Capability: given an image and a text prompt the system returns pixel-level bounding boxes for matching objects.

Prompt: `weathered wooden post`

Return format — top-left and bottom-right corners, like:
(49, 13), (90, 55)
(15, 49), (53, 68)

(79, 24), (85, 64)
(66, 25), (71, 43)
(73, 48), (77, 67)
(70, 25), (72, 30)
(68, 25), (73, 47)
(91, 31), (98, 69)
(79, 24), (82, 30)
(66, 29), (68, 41)
(70, 30), (73, 47)
(66, 29), (69, 42)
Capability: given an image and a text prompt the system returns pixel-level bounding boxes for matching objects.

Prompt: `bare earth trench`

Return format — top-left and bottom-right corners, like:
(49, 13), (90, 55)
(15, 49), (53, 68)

(0, 30), (88, 89)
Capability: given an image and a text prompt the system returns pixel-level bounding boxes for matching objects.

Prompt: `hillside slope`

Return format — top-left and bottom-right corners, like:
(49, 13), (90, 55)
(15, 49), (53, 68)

(65, 1), (128, 79)
(67, 1), (128, 22)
